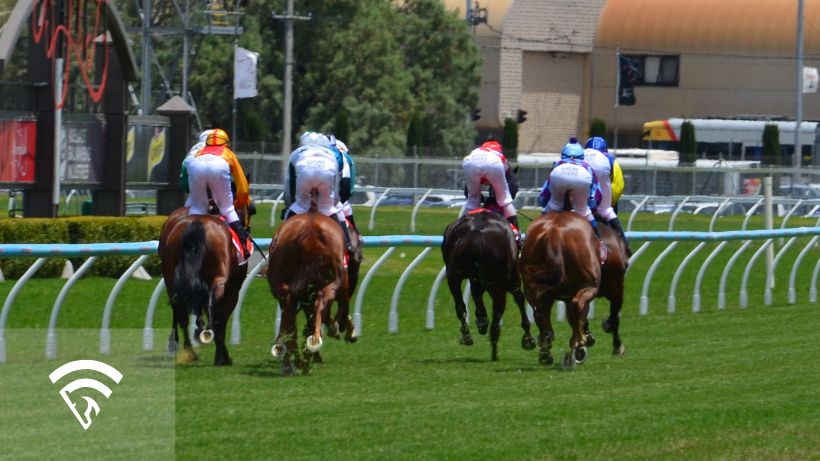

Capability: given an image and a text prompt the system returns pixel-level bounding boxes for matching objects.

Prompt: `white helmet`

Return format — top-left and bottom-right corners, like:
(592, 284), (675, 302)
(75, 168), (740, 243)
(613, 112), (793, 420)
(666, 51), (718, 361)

(299, 131), (331, 147)
(335, 139), (348, 154)
(197, 129), (214, 144)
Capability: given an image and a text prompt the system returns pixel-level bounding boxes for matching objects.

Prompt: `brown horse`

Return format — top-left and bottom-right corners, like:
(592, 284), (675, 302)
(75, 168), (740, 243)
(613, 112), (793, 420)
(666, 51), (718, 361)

(267, 189), (350, 375)
(158, 205), (250, 366)
(442, 210), (536, 361)
(519, 211), (600, 369)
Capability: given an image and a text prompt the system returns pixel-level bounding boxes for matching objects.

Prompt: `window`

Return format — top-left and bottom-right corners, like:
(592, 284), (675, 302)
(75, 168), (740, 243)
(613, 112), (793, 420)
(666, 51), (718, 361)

(625, 55), (679, 86)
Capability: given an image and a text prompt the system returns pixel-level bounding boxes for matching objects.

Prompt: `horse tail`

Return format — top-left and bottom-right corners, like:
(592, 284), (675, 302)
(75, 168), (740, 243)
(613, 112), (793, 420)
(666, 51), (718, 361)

(171, 221), (210, 316)
(289, 250), (338, 300)
(308, 187), (320, 213)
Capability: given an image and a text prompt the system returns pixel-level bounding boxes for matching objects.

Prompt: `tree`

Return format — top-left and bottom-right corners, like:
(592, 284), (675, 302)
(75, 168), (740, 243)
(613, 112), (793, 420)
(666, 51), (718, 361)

(679, 120), (697, 164)
(406, 111), (424, 156)
(589, 118), (607, 140)
(334, 109), (351, 144)
(502, 118), (518, 160)
(762, 123), (780, 166)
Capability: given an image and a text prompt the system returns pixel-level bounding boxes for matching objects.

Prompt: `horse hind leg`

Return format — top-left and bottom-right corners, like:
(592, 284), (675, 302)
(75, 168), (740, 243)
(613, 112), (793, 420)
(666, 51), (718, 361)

(272, 296), (298, 377)
(532, 295), (556, 366)
(212, 307), (233, 366)
(510, 284), (535, 350)
(602, 296), (625, 356)
(446, 275), (473, 346)
(174, 308), (198, 365)
(489, 290), (506, 361)
(470, 280), (489, 335)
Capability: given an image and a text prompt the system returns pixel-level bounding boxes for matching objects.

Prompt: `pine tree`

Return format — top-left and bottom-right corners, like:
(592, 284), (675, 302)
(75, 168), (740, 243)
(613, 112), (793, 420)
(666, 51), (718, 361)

(762, 123), (780, 166)
(679, 120), (697, 164)
(503, 118), (519, 160)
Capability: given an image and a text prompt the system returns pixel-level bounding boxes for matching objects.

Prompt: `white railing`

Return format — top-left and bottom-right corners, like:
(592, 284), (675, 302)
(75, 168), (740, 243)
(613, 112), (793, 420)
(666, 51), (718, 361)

(1, 227), (819, 363)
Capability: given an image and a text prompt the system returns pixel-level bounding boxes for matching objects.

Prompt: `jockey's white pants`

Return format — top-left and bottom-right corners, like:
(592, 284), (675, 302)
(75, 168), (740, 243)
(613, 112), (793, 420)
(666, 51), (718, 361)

(288, 155), (341, 216)
(544, 162), (594, 222)
(340, 201), (353, 218)
(463, 150), (516, 218)
(187, 153), (239, 223)
(584, 150), (617, 221)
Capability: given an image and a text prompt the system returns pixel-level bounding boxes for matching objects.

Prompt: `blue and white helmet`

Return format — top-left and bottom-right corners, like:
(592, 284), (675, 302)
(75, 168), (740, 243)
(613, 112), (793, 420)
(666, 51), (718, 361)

(585, 136), (608, 153)
(299, 131), (332, 147)
(561, 142), (585, 160)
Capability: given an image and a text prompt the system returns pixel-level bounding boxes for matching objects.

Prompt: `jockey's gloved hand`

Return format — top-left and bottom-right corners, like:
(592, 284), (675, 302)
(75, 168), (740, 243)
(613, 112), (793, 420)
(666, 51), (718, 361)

(280, 208), (287, 220)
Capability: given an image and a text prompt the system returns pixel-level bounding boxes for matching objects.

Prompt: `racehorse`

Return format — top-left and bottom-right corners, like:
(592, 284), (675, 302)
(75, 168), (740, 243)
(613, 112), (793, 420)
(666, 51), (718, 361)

(519, 211), (600, 369)
(441, 209), (536, 361)
(158, 204), (251, 366)
(595, 220), (628, 356)
(267, 188), (350, 375)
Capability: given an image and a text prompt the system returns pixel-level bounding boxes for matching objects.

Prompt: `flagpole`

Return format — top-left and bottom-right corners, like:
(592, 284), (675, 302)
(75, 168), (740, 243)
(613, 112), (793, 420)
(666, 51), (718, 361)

(232, 3), (242, 145)
(614, 47), (620, 151)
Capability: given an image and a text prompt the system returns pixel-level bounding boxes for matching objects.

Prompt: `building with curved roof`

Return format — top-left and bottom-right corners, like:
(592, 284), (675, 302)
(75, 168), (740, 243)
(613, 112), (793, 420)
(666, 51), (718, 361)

(445, 0), (820, 156)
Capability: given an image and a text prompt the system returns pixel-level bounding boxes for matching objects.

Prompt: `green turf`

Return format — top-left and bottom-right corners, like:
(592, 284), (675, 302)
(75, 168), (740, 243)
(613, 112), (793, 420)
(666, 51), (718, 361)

(1, 207), (819, 460)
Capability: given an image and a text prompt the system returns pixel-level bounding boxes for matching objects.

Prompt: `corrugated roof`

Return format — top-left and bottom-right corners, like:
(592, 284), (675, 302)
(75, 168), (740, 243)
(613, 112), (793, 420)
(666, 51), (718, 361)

(596, 0), (820, 55)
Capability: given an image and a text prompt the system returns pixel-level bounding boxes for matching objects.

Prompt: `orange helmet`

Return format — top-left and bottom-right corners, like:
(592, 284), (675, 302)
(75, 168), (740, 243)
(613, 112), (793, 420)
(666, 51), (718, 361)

(481, 140), (502, 153)
(205, 128), (230, 146)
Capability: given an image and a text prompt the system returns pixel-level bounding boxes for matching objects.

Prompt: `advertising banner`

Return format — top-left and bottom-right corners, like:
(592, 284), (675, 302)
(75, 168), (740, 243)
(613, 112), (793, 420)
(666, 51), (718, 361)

(0, 119), (36, 183)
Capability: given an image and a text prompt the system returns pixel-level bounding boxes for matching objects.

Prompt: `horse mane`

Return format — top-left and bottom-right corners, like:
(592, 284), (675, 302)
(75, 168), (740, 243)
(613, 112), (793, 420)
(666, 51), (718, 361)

(171, 220), (210, 316)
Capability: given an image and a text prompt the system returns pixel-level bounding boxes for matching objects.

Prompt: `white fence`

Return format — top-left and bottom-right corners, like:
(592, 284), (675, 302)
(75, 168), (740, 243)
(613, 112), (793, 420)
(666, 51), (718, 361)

(0, 223), (818, 363)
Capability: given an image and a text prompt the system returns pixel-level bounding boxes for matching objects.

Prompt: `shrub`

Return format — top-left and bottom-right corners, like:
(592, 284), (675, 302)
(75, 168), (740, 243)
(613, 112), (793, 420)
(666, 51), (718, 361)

(762, 123), (781, 166)
(679, 120), (697, 164)
(502, 118), (519, 160)
(589, 118), (607, 140)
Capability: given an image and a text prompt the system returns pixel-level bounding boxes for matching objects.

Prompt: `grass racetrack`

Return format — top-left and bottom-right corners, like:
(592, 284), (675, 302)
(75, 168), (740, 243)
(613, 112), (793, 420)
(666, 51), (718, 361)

(2, 206), (819, 460)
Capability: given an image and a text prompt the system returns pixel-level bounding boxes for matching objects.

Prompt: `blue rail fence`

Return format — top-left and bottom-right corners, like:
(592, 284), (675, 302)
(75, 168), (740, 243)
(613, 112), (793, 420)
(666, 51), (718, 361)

(1, 228), (818, 363)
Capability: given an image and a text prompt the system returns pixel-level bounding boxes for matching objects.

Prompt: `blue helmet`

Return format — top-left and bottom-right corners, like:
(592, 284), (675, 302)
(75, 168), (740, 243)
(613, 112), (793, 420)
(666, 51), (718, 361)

(585, 136), (608, 153)
(561, 142), (585, 160)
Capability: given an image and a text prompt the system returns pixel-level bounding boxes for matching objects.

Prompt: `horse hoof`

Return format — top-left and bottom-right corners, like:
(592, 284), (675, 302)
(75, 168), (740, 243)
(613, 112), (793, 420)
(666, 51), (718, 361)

(613, 344), (625, 356)
(459, 335), (474, 346)
(521, 335), (536, 350)
(574, 347), (588, 364)
(538, 351), (553, 365)
(199, 329), (214, 344)
(281, 361), (296, 376)
(561, 352), (576, 370)
(602, 318), (614, 333)
(345, 332), (358, 344)
(271, 343), (287, 358)
(586, 334), (596, 348)
(175, 349), (198, 365)
(306, 335), (323, 353)
(167, 340), (178, 356)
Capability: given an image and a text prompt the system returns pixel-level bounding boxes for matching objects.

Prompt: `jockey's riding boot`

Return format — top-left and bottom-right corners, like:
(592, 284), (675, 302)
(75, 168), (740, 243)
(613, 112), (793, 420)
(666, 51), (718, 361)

(608, 217), (632, 256)
(346, 214), (358, 231)
(229, 220), (251, 260)
(591, 220), (607, 264)
(337, 217), (355, 267)
(506, 215), (522, 249)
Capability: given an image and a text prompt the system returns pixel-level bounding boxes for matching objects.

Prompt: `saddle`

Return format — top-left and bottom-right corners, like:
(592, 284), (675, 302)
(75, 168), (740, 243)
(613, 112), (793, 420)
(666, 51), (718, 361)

(221, 217), (253, 265)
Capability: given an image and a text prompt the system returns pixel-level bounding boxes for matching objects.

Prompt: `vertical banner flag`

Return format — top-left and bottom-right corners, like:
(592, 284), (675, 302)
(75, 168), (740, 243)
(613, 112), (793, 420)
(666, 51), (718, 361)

(618, 55), (639, 106)
(234, 47), (259, 99)
(803, 66), (818, 93)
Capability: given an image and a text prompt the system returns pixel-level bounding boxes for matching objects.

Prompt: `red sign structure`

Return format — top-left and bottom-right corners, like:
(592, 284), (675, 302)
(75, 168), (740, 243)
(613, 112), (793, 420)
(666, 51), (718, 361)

(31, 0), (110, 109)
(0, 120), (36, 183)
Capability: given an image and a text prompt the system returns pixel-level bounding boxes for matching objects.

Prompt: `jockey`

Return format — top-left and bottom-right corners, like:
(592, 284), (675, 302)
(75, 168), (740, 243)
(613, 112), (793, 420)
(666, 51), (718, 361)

(330, 136), (360, 233)
(538, 140), (607, 260)
(584, 136), (631, 255)
(186, 128), (251, 260)
(284, 131), (355, 265)
(463, 138), (522, 245)
(180, 129), (213, 207)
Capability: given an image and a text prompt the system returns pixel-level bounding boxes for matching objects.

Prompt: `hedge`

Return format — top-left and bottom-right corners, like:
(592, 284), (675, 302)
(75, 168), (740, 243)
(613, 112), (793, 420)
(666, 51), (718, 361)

(0, 216), (166, 279)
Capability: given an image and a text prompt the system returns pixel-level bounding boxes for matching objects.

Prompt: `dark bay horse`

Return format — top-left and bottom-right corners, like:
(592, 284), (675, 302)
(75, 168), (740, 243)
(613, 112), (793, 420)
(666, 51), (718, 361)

(519, 211), (600, 369)
(158, 205), (250, 365)
(441, 210), (535, 361)
(595, 221), (628, 356)
(267, 189), (350, 375)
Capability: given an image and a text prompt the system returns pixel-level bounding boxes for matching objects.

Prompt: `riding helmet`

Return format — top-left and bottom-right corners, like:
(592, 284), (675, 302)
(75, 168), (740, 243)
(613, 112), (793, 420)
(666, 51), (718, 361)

(561, 142), (585, 160)
(299, 131), (331, 147)
(481, 139), (502, 153)
(206, 128), (230, 146)
(585, 136), (608, 153)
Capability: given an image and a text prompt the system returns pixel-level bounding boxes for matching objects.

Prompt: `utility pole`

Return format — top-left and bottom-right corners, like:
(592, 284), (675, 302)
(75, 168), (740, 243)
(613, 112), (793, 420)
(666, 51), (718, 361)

(140, 0), (151, 115)
(273, 2), (310, 177)
(794, 0), (804, 179)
